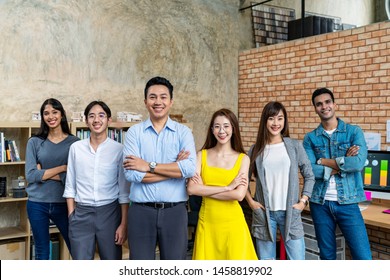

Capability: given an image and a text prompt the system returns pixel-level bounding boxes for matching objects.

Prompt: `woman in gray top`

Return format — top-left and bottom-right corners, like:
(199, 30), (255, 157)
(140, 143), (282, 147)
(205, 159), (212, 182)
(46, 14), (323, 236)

(245, 101), (314, 260)
(25, 98), (79, 259)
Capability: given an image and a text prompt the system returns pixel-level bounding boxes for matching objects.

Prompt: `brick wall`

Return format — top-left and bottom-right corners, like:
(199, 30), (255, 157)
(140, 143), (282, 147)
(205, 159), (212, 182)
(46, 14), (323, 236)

(238, 21), (390, 260)
(238, 21), (390, 150)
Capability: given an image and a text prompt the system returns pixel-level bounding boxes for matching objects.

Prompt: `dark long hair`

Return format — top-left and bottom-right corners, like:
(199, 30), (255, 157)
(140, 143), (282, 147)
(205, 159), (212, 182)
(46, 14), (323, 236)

(201, 108), (245, 154)
(250, 101), (289, 176)
(34, 98), (71, 139)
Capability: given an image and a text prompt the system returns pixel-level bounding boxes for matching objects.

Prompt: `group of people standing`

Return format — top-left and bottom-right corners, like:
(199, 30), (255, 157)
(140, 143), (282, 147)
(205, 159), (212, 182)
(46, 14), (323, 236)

(25, 76), (371, 260)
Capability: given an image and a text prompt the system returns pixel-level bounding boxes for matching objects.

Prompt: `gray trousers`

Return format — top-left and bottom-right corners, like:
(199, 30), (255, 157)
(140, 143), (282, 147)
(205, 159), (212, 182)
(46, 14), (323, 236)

(128, 202), (188, 260)
(69, 200), (122, 260)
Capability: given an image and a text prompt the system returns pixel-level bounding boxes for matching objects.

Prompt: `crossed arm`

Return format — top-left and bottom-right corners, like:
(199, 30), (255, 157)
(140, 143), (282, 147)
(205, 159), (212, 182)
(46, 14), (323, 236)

(123, 150), (190, 183)
(187, 152), (250, 201)
(37, 163), (67, 181)
(318, 145), (360, 175)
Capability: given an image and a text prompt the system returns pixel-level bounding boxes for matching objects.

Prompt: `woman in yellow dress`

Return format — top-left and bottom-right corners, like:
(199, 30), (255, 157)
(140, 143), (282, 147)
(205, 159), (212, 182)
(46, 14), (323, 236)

(187, 108), (257, 260)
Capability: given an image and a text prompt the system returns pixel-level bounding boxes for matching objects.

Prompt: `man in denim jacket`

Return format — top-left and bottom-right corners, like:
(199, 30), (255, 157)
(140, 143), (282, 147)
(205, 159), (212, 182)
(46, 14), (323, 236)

(303, 88), (371, 260)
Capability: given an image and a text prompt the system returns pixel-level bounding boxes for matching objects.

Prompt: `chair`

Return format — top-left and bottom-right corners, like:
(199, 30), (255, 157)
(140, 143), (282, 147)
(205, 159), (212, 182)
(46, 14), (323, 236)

(187, 195), (202, 251)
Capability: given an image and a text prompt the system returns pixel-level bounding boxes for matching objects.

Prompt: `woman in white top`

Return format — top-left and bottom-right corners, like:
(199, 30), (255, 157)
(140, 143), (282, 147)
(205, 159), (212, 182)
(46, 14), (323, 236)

(245, 101), (315, 260)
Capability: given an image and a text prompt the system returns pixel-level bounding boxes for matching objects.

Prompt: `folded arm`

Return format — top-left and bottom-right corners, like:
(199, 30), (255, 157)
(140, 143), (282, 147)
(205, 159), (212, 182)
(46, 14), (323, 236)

(188, 152), (250, 201)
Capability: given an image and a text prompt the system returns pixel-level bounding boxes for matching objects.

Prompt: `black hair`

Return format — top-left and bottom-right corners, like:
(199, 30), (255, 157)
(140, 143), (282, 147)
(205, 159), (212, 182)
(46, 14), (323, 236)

(250, 101), (289, 177)
(311, 87), (335, 106)
(144, 76), (173, 99)
(35, 98), (71, 139)
(84, 100), (112, 119)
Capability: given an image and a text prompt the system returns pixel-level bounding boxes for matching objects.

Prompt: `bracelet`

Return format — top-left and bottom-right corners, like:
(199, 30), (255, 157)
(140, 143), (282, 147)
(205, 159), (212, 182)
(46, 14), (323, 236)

(300, 198), (308, 206)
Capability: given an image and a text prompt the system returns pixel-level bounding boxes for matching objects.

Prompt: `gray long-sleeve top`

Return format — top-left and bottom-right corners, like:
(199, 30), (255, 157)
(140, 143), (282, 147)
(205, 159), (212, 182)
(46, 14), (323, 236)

(25, 135), (79, 203)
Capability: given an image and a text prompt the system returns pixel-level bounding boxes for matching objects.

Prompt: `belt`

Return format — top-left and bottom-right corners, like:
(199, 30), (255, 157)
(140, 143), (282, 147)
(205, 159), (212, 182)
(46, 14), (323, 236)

(133, 202), (185, 209)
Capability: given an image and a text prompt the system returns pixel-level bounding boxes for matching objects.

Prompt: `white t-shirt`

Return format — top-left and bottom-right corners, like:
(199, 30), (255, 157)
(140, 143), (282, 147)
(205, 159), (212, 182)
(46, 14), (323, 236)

(263, 142), (291, 211)
(324, 128), (338, 201)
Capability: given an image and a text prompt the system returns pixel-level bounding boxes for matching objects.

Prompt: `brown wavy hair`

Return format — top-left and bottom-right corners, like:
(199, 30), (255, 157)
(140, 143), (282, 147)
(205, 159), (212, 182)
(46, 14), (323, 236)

(201, 108), (245, 154)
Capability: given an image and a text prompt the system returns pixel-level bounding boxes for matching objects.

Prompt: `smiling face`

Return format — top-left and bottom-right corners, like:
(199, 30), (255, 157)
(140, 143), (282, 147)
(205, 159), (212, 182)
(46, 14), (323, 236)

(86, 104), (110, 136)
(144, 84), (173, 122)
(266, 110), (285, 141)
(43, 104), (62, 130)
(313, 93), (337, 122)
(212, 115), (233, 145)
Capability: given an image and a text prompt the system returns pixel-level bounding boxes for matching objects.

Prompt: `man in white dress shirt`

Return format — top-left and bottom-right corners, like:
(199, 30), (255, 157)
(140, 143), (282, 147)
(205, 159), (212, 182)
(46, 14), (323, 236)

(64, 101), (130, 259)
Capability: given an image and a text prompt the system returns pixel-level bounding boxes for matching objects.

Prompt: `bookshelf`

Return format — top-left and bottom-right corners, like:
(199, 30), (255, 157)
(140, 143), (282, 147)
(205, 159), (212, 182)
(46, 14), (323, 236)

(0, 122), (68, 260)
(0, 122), (36, 259)
(70, 121), (137, 143)
(70, 121), (193, 142)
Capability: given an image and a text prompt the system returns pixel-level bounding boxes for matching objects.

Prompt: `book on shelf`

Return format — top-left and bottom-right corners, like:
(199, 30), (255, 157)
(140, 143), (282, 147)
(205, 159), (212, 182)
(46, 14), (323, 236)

(1, 139), (21, 162)
(10, 140), (21, 161)
(49, 239), (60, 260)
(4, 140), (11, 162)
(0, 132), (3, 162)
(7, 140), (15, 162)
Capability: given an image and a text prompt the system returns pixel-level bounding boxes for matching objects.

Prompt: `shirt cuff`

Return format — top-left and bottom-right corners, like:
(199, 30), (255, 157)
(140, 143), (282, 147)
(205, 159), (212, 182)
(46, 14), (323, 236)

(323, 166), (332, 181)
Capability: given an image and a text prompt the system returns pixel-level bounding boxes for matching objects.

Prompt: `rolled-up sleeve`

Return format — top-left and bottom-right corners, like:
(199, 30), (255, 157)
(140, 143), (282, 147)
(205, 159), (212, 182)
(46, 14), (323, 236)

(335, 126), (367, 173)
(177, 126), (196, 178)
(123, 126), (146, 183)
(118, 157), (131, 204)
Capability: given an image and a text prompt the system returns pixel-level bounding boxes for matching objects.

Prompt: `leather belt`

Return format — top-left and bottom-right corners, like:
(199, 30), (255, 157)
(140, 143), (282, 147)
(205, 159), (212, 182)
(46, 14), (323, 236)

(133, 201), (185, 209)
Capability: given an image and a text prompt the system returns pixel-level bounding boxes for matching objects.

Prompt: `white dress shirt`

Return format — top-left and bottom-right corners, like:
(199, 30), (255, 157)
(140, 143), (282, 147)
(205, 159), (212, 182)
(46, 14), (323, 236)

(64, 137), (130, 206)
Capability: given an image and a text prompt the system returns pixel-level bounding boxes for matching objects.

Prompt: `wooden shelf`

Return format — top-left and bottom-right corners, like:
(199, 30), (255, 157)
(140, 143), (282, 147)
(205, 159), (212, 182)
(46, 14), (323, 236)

(0, 122), (58, 259)
(0, 197), (28, 203)
(0, 227), (28, 240)
(0, 161), (26, 166)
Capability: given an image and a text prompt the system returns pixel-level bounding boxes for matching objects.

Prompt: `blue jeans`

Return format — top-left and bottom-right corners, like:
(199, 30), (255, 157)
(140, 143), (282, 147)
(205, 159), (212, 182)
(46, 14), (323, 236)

(310, 201), (372, 260)
(255, 210), (305, 260)
(27, 201), (71, 260)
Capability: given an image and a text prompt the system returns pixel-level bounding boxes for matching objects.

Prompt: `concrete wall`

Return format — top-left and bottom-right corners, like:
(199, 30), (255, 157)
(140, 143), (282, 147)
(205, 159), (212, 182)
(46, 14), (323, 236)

(0, 0), (244, 149)
(0, 0), (381, 149)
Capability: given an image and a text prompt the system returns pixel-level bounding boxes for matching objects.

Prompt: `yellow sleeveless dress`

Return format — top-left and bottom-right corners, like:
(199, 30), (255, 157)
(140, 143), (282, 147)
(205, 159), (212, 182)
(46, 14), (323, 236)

(192, 149), (258, 260)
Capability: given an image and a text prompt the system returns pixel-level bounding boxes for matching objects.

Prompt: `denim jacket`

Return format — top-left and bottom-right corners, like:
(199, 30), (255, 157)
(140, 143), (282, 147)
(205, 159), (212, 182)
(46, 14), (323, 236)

(303, 118), (367, 205)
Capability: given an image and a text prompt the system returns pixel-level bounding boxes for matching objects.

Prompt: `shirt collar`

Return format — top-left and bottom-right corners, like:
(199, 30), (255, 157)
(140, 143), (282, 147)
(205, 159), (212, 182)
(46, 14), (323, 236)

(143, 117), (176, 132)
(316, 117), (346, 136)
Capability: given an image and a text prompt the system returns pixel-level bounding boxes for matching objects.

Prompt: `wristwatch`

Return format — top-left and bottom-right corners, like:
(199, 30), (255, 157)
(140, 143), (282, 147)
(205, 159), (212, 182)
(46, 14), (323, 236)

(149, 161), (157, 173)
(300, 198), (309, 206)
(317, 158), (322, 165)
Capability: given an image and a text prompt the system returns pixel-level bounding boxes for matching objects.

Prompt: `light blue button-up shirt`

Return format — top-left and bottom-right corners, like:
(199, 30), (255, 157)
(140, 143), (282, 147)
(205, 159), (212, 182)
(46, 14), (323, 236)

(123, 117), (196, 203)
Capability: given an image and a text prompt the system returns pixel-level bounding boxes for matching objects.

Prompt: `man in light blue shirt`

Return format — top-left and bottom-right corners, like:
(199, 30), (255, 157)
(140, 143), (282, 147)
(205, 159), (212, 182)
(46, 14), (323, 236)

(123, 76), (196, 260)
